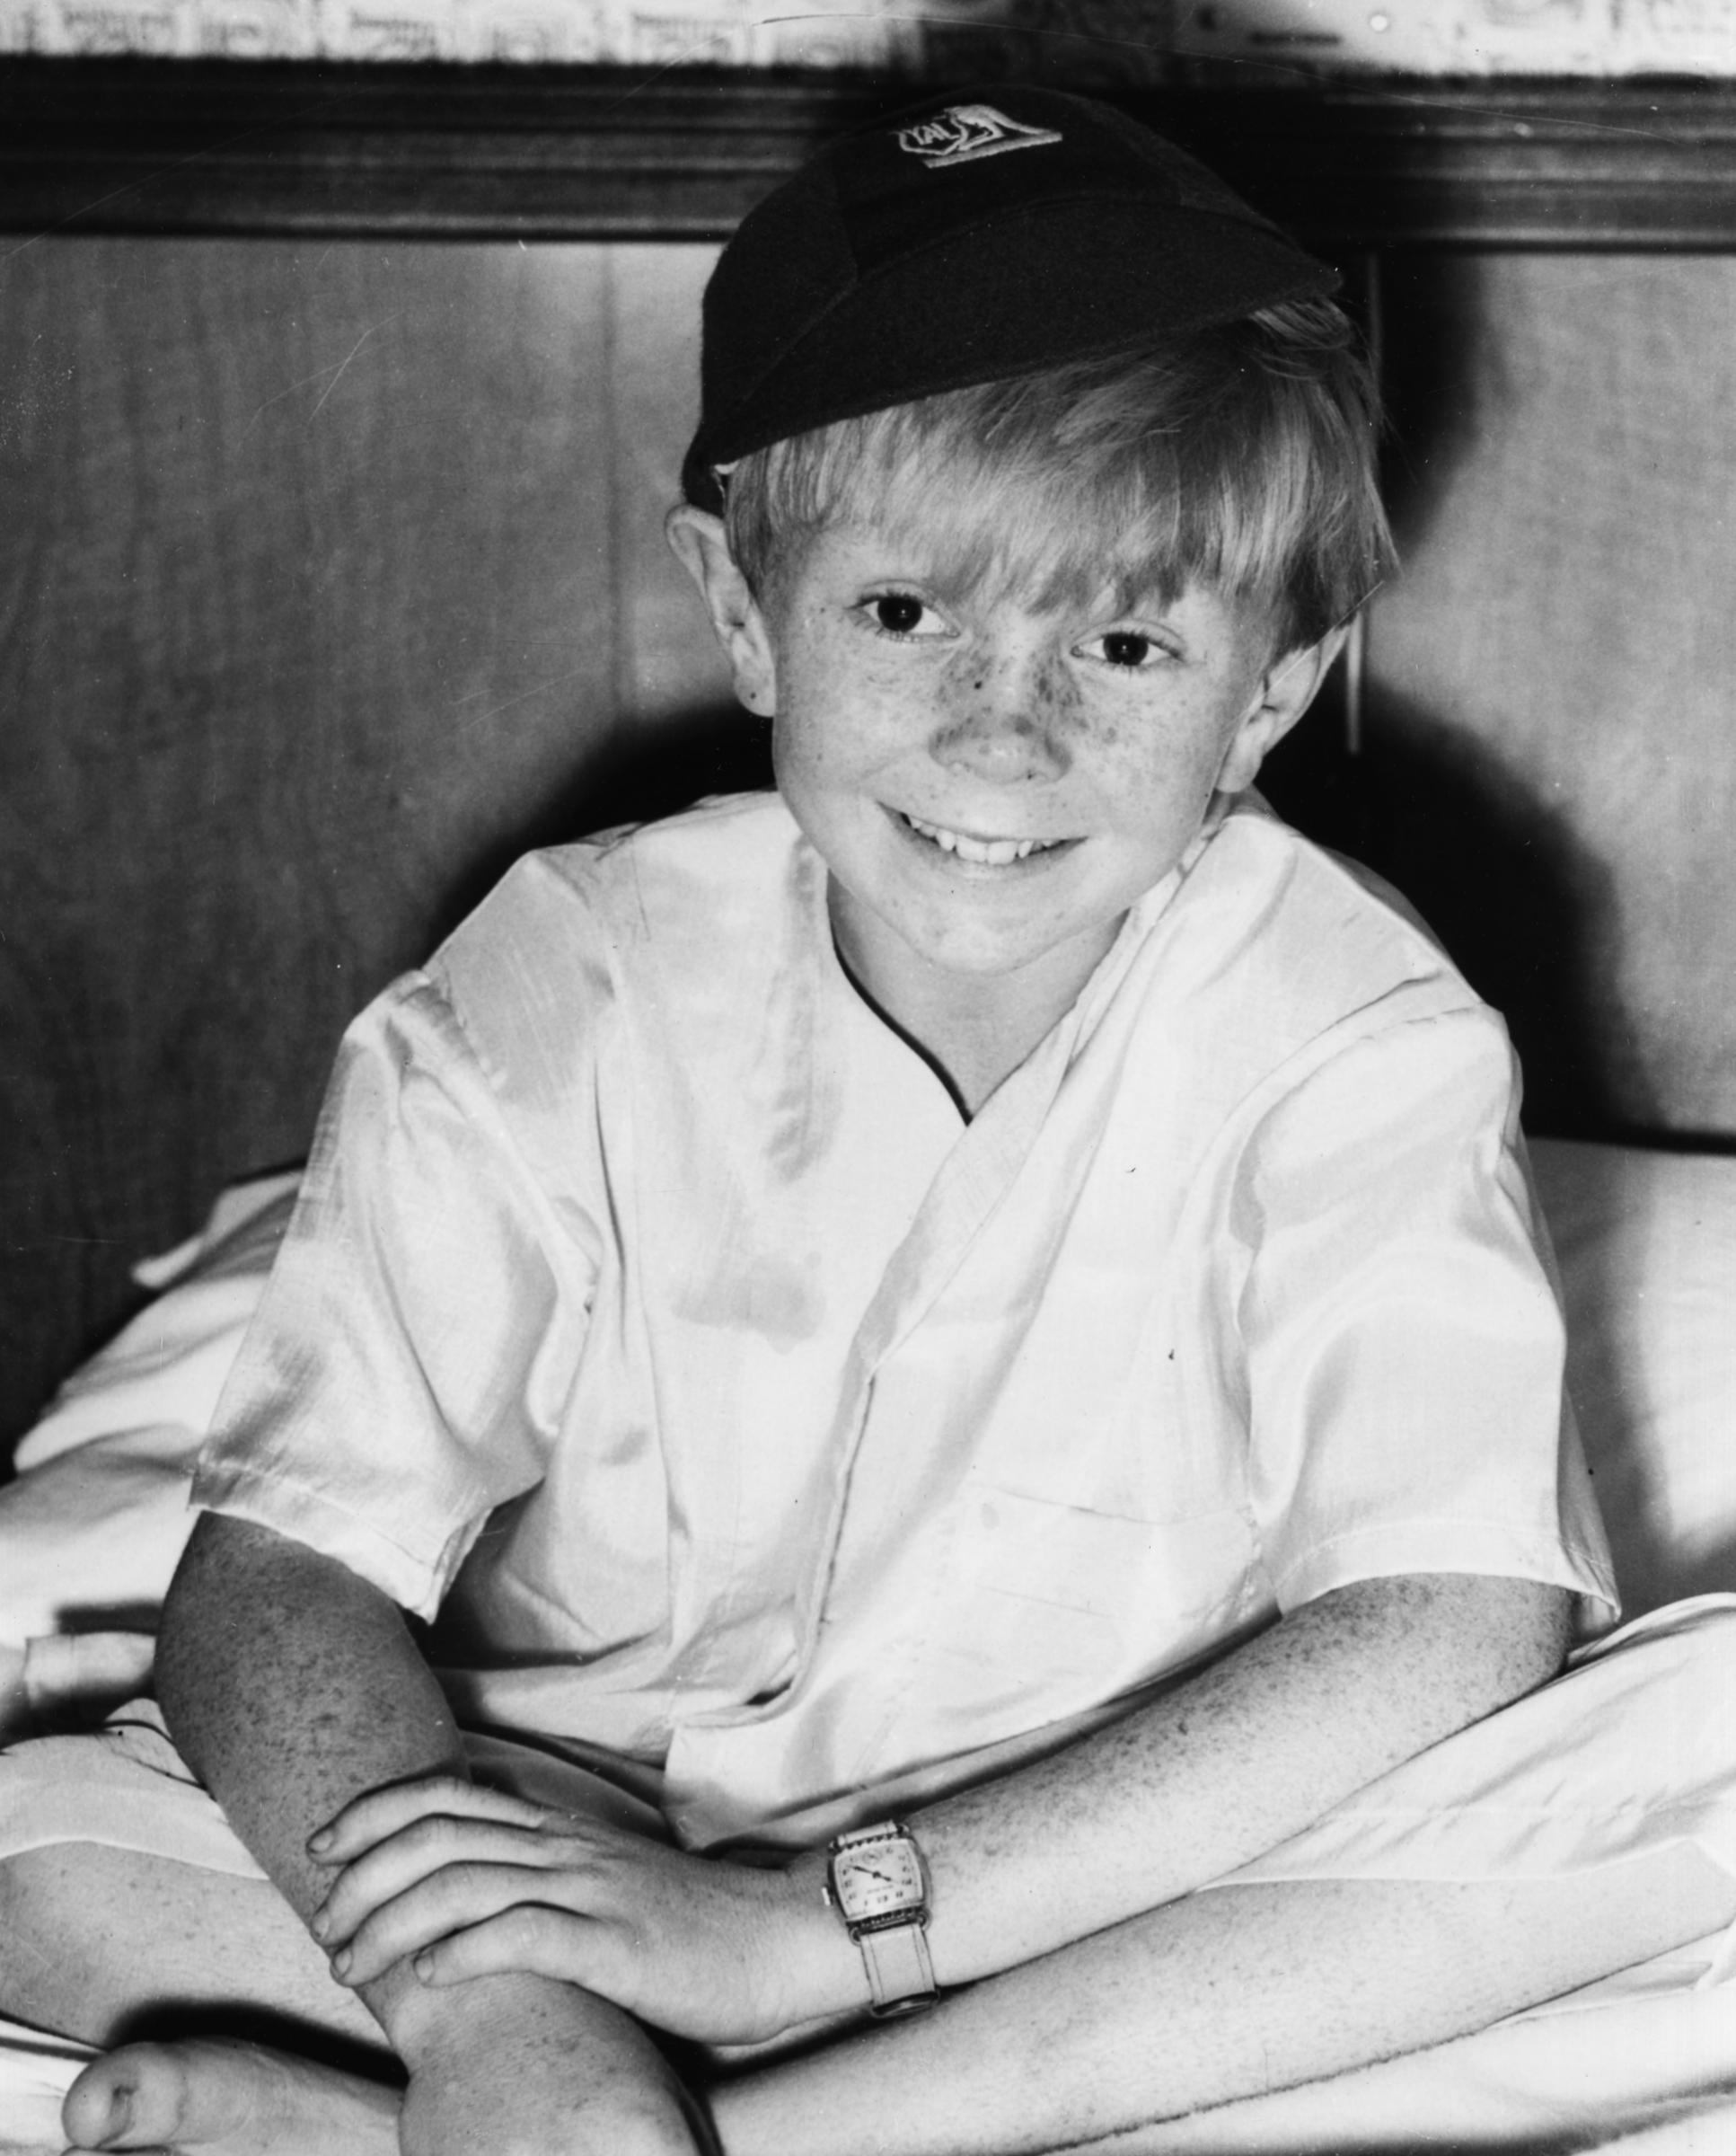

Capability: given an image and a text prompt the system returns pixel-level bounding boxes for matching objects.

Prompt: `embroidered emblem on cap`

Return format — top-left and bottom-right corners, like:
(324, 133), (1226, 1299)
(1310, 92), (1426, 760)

(894, 103), (1064, 170)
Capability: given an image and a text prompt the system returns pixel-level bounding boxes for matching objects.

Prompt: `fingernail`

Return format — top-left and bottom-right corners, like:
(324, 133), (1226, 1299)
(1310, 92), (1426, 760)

(330, 1948), (352, 1980)
(307, 1826), (335, 1854)
(414, 1950), (434, 1982)
(310, 1908), (330, 1941)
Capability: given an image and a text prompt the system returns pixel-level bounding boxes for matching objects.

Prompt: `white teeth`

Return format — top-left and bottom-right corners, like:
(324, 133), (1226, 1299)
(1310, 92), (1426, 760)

(903, 813), (1061, 866)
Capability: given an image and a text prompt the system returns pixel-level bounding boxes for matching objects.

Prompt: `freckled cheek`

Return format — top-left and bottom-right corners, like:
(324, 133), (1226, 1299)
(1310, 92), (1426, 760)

(1091, 700), (1239, 813)
(775, 657), (915, 782)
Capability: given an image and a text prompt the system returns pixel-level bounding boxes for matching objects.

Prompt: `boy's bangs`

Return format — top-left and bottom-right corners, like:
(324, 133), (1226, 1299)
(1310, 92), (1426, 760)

(735, 380), (1338, 647)
(898, 381), (1317, 631)
(724, 306), (1393, 654)
(826, 420), (1202, 623)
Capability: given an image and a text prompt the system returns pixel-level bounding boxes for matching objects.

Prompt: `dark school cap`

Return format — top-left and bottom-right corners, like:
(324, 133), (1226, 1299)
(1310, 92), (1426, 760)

(683, 84), (1339, 508)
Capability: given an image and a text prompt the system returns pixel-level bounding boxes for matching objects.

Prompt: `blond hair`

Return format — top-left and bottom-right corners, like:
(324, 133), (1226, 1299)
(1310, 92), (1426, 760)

(721, 297), (1392, 656)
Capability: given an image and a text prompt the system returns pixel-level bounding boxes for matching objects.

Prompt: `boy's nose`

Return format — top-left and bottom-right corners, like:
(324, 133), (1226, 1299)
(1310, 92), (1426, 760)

(929, 663), (1071, 784)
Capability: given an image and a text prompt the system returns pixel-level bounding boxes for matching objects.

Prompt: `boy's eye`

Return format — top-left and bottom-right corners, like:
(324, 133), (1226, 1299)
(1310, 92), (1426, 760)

(863, 593), (945, 638)
(1081, 630), (1168, 670)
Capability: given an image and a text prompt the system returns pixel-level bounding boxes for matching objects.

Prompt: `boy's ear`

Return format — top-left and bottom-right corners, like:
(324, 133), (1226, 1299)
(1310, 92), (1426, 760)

(665, 505), (777, 717)
(1216, 623), (1352, 795)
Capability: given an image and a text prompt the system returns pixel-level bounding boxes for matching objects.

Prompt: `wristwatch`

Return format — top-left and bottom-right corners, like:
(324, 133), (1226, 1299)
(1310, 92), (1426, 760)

(824, 1820), (938, 2018)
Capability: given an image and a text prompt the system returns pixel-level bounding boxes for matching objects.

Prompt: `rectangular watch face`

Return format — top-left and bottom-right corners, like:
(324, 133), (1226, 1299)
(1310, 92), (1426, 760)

(833, 1837), (924, 1922)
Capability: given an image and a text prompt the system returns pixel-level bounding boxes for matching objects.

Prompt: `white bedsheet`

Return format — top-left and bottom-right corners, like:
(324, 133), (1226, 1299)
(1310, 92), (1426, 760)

(0, 2017), (95, 2154)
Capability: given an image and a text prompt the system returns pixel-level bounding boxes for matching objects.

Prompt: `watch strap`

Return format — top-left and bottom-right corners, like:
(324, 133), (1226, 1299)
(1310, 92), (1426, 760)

(859, 1914), (938, 2018)
(826, 1820), (938, 2019)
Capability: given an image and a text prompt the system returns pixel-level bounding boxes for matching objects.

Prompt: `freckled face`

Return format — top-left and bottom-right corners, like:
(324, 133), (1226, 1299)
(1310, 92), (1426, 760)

(756, 514), (1289, 1023)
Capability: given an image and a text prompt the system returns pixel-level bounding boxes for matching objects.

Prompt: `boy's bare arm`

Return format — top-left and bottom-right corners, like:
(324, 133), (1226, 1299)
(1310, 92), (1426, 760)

(156, 1512), (469, 1940)
(877, 1569), (1572, 1984)
(318, 1569), (1570, 2036)
(704, 1576), (1605, 2156)
(157, 1511), (708, 2155)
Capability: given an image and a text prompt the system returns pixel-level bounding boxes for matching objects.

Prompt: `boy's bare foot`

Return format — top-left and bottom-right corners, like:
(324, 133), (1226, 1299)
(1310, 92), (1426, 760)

(61, 2037), (399, 2154)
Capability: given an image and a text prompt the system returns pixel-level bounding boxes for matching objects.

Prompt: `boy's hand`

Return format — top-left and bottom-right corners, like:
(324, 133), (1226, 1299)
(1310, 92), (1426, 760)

(310, 1777), (854, 2045)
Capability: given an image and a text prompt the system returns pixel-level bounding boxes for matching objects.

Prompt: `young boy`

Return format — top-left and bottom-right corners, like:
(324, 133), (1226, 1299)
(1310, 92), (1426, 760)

(5, 84), (1735, 2156)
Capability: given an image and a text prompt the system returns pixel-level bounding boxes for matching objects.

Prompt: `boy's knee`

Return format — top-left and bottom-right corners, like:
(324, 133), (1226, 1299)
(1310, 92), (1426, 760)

(0, 1842), (94, 2020)
(1, 1839), (73, 1931)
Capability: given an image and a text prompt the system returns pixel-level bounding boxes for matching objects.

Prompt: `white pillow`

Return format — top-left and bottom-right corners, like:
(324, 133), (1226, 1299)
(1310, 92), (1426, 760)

(1531, 1138), (1736, 1618)
(0, 1174), (296, 1650)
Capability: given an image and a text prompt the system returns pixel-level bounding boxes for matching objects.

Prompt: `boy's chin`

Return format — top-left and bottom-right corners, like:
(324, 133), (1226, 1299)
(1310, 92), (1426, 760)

(858, 899), (1128, 996)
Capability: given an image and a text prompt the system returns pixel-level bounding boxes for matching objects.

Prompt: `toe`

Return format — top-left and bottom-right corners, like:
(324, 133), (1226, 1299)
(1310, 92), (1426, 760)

(63, 2042), (189, 2150)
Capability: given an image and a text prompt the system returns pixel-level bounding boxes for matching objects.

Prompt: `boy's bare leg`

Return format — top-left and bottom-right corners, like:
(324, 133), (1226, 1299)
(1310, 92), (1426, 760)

(48, 1843), (1736, 2154)
(0, 1840), (399, 2155)
(0, 1842), (384, 2052)
(62, 2040), (401, 2156)
(712, 1848), (1736, 2156)
(3, 1840), (707, 2156)
(5, 1820), (709, 2156)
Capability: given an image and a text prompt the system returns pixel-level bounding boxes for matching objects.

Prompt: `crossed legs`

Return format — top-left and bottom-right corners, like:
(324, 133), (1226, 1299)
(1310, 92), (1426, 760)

(0, 1839), (395, 2154)
(5, 1834), (1733, 2154)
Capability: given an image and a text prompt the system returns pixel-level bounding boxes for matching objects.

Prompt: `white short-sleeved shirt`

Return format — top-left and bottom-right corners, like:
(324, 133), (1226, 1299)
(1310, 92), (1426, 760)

(196, 791), (1616, 1849)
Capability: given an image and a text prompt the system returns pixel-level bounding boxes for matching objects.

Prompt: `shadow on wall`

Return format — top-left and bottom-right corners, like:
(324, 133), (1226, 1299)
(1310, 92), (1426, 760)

(1260, 251), (1650, 1143)
(420, 705), (775, 955)
(1261, 705), (1634, 1140)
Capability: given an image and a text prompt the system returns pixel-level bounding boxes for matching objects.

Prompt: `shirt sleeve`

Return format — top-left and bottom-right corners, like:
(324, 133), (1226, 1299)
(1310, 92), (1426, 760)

(193, 969), (604, 1622)
(1236, 1004), (1617, 1630)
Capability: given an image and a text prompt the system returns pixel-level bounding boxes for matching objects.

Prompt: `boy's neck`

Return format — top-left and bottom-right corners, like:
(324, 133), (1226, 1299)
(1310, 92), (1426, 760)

(829, 894), (1124, 1120)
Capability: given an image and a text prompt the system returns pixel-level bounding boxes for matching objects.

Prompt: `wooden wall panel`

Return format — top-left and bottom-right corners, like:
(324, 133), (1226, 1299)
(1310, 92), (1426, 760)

(0, 236), (724, 1457)
(595, 242), (757, 824)
(1361, 252), (1736, 1140)
(612, 242), (722, 720)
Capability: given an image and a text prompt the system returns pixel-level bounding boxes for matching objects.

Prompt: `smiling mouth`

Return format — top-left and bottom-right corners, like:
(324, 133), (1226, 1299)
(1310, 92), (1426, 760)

(899, 810), (1070, 867)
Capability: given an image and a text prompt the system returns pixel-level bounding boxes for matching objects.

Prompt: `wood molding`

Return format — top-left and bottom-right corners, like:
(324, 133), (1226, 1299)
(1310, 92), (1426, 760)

(4, 59), (1736, 248)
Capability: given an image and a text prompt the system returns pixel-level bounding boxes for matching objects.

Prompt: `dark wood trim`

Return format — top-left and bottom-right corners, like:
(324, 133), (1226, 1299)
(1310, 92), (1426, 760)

(4, 58), (1736, 248)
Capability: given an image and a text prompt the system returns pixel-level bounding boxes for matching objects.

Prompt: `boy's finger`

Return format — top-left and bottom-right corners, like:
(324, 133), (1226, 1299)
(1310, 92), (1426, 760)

(329, 1863), (583, 1984)
(314, 1816), (577, 1943)
(414, 1910), (771, 2045)
(307, 1774), (548, 1859)
(409, 1907), (618, 2002)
